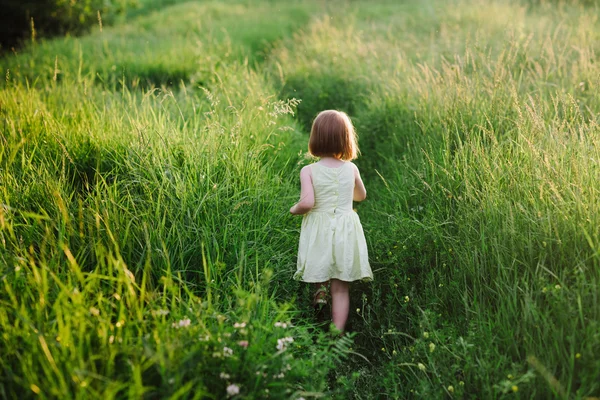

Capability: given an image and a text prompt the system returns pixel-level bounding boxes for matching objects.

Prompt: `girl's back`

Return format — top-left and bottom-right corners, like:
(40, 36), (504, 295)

(310, 162), (354, 215)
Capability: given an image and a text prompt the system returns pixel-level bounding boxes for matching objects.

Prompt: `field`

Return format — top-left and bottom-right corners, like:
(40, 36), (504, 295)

(1, 0), (599, 398)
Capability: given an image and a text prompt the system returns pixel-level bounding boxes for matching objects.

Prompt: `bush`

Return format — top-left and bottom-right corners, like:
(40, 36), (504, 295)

(0, 0), (133, 51)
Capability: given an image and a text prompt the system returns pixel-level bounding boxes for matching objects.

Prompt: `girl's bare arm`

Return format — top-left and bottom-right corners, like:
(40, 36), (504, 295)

(290, 166), (315, 215)
(353, 164), (367, 202)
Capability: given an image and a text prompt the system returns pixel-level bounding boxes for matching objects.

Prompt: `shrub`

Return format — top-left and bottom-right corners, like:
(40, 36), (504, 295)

(0, 0), (133, 51)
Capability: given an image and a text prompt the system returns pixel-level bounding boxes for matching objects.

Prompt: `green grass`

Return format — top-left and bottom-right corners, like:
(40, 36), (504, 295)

(2, 0), (600, 398)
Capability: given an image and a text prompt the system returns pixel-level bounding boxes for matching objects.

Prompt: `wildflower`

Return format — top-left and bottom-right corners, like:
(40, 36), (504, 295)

(429, 343), (436, 353)
(404, 296), (410, 303)
(511, 385), (518, 393)
(199, 335), (210, 341)
(356, 308), (361, 313)
(220, 372), (230, 380)
(238, 340), (249, 348)
(226, 384), (240, 397)
(173, 318), (191, 328)
(542, 287), (548, 293)
(507, 374), (514, 380)
(153, 309), (169, 317)
(89, 307), (100, 316)
(392, 350), (397, 356)
(234, 322), (246, 329)
(447, 385), (454, 393)
(459, 381), (464, 386)
(274, 322), (288, 328)
(417, 363), (426, 372)
(423, 332), (429, 339)
(276, 337), (294, 351)
(576, 353), (581, 359)
(381, 348), (386, 352)
(223, 347), (233, 357)
(555, 284), (561, 290)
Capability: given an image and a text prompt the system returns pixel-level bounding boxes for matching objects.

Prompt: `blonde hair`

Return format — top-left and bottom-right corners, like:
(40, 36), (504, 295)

(308, 110), (359, 161)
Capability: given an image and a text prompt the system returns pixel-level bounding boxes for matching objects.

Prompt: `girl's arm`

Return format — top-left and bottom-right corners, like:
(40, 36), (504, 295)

(290, 166), (315, 215)
(353, 164), (367, 202)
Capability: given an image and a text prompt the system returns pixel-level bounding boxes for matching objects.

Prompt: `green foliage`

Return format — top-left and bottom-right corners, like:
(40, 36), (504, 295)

(2, 0), (600, 398)
(0, 0), (135, 50)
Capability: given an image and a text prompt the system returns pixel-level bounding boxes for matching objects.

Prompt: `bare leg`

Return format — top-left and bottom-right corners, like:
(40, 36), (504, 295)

(330, 279), (350, 331)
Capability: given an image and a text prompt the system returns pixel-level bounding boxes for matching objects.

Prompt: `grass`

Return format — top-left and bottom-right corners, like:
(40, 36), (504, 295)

(1, 0), (600, 398)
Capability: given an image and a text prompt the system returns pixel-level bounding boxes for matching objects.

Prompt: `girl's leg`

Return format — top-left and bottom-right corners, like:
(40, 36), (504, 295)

(330, 279), (350, 331)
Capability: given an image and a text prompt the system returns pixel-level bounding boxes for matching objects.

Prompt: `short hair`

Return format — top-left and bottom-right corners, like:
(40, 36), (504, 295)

(308, 110), (359, 161)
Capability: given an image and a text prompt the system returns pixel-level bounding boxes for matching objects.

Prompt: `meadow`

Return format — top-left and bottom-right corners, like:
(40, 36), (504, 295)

(1, 0), (599, 398)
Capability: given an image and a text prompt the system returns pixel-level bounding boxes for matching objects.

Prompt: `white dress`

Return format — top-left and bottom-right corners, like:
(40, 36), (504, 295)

(294, 162), (373, 283)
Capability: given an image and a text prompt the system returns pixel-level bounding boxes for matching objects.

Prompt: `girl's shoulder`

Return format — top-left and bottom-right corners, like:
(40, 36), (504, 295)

(300, 164), (313, 176)
(346, 161), (360, 172)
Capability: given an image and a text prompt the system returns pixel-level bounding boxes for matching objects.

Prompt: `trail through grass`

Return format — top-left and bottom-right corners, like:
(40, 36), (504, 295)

(2, 0), (600, 398)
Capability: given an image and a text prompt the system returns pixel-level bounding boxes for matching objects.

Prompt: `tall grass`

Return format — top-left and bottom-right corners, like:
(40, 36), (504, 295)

(272, 0), (600, 397)
(2, 0), (600, 398)
(0, 2), (355, 398)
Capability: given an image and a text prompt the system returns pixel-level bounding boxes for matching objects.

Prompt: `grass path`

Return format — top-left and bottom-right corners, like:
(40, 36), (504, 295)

(1, 0), (599, 398)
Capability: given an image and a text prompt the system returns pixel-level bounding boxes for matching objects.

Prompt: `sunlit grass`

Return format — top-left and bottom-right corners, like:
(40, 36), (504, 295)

(1, 0), (600, 398)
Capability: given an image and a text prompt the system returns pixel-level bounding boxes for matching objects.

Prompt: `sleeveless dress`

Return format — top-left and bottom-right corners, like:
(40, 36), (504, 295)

(294, 162), (373, 283)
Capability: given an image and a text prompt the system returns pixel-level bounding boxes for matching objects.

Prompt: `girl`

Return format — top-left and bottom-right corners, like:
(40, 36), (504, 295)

(290, 110), (373, 332)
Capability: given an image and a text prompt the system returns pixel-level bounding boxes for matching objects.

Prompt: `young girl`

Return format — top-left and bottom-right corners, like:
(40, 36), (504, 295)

(290, 110), (373, 332)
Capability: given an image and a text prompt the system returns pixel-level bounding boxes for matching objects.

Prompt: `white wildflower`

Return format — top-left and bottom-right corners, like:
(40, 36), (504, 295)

(276, 337), (294, 351)
(173, 318), (191, 328)
(226, 384), (240, 397)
